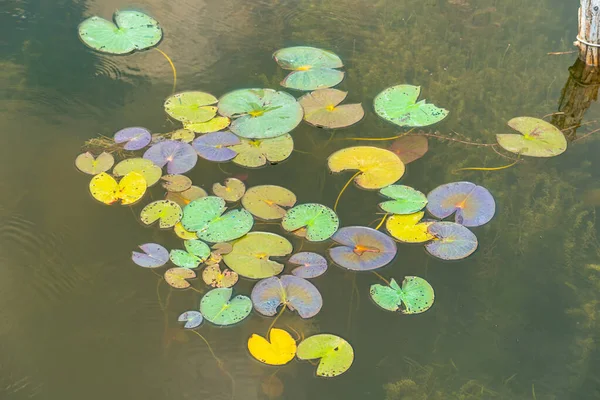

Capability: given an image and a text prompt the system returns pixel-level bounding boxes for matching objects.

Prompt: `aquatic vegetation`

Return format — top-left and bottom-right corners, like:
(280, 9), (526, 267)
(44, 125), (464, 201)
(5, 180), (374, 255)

(281, 203), (339, 241)
(131, 243), (169, 268)
(212, 178), (245, 202)
(113, 158), (162, 186)
(370, 277), (434, 314)
(497, 117), (567, 157)
(251, 275), (323, 318)
(89, 171), (146, 205)
(169, 239), (211, 269)
(113, 127), (152, 151)
(75, 152), (114, 175)
(248, 328), (297, 365)
(185, 117), (231, 134)
(386, 212), (434, 243)
(389, 136), (429, 164)
(163, 91), (218, 123)
(160, 174), (192, 192)
(140, 200), (182, 228)
(374, 84), (449, 127)
(223, 232), (292, 279)
(379, 185), (428, 215)
(241, 185), (297, 220)
(290, 252), (328, 278)
(274, 46), (344, 90)
(164, 267), (196, 289)
(329, 226), (397, 270)
(230, 135), (294, 168)
(426, 182), (496, 227)
(200, 288), (252, 326)
(181, 196), (253, 242)
(298, 88), (364, 128)
(166, 186), (207, 207)
(328, 146), (405, 189)
(178, 311), (203, 329)
(192, 131), (240, 162)
(143, 140), (198, 174)
(296, 334), (354, 377)
(425, 222), (478, 260)
(202, 264), (238, 288)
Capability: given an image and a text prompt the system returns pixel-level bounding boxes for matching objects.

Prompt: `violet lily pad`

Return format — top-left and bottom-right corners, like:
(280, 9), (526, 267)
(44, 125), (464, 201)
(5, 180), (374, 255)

(143, 140), (198, 174)
(329, 226), (397, 271)
(370, 276), (434, 314)
(178, 311), (203, 329)
(374, 85), (448, 127)
(192, 131), (240, 162)
(425, 222), (478, 260)
(273, 47), (344, 91)
(379, 185), (427, 215)
(223, 232), (293, 279)
(114, 127), (152, 150)
(164, 91), (218, 123)
(282, 203), (339, 242)
(200, 288), (252, 326)
(251, 275), (323, 318)
(131, 243), (169, 268)
(426, 182), (495, 227)
(290, 252), (328, 279)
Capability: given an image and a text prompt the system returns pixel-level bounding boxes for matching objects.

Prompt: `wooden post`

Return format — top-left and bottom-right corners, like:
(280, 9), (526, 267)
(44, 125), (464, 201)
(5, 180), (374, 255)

(575, 0), (600, 65)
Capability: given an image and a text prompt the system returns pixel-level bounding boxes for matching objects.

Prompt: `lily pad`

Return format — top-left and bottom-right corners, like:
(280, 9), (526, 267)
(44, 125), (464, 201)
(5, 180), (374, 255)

(143, 140), (198, 174)
(140, 200), (182, 228)
(166, 186), (207, 207)
(170, 129), (196, 143)
(251, 275), (323, 318)
(241, 185), (297, 220)
(164, 91), (218, 123)
(328, 146), (405, 189)
(426, 182), (495, 227)
(496, 117), (567, 157)
(181, 196), (254, 243)
(170, 250), (201, 269)
(281, 203), (339, 242)
(248, 328), (297, 366)
(185, 239), (211, 259)
(212, 242), (233, 255)
(425, 222), (478, 260)
(78, 10), (162, 55)
(329, 226), (397, 271)
(273, 47), (344, 91)
(298, 89), (364, 128)
(202, 264), (238, 288)
(218, 89), (303, 139)
(386, 212), (434, 243)
(164, 267), (196, 289)
(178, 311), (203, 329)
(379, 185), (427, 214)
(185, 116), (231, 134)
(370, 277), (434, 314)
(89, 172), (146, 205)
(75, 152), (114, 175)
(192, 131), (240, 162)
(131, 243), (169, 268)
(389, 136), (428, 164)
(161, 174), (192, 192)
(114, 127), (152, 150)
(296, 334), (354, 377)
(374, 85), (449, 127)
(213, 178), (246, 202)
(223, 232), (293, 279)
(113, 157), (162, 186)
(231, 135), (294, 168)
(199, 288), (252, 326)
(174, 222), (198, 240)
(290, 252), (328, 279)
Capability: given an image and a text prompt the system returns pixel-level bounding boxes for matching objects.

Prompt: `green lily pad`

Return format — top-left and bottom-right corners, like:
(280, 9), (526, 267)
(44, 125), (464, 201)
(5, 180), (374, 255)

(370, 277), (434, 314)
(496, 117), (567, 157)
(164, 91), (218, 123)
(218, 89), (303, 139)
(230, 135), (294, 168)
(374, 85), (448, 127)
(199, 287), (252, 326)
(296, 334), (354, 377)
(169, 250), (201, 269)
(140, 200), (183, 228)
(379, 185), (427, 214)
(78, 10), (162, 55)
(273, 47), (344, 91)
(282, 203), (339, 242)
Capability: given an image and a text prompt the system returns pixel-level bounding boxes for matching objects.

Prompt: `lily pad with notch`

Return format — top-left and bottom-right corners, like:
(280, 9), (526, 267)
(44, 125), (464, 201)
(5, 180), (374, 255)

(140, 200), (182, 228)
(374, 84), (448, 127)
(143, 140), (197, 174)
(199, 287), (252, 326)
(230, 135), (294, 168)
(164, 91), (218, 123)
(161, 174), (192, 192)
(386, 212), (434, 243)
(496, 116), (567, 157)
(185, 116), (231, 134)
(178, 311), (203, 329)
(169, 239), (211, 268)
(298, 89), (364, 128)
(192, 131), (240, 162)
(242, 185), (297, 220)
(114, 127), (152, 150)
(425, 221), (478, 260)
(282, 203), (339, 242)
(290, 252), (328, 279)
(223, 232), (293, 279)
(379, 185), (427, 215)
(213, 178), (245, 202)
(166, 186), (207, 207)
(89, 172), (146, 205)
(329, 226), (397, 271)
(164, 267), (196, 289)
(426, 181), (495, 227)
(75, 152), (114, 175)
(370, 276), (434, 314)
(273, 47), (344, 91)
(251, 275), (323, 318)
(202, 264), (238, 288)
(296, 334), (354, 377)
(389, 136), (429, 164)
(248, 328), (297, 366)
(113, 157), (162, 187)
(328, 146), (405, 189)
(131, 243), (169, 268)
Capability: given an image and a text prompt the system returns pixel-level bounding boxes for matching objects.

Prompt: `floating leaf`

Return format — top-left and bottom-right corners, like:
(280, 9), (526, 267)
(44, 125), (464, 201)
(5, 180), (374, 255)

(78, 10), (162, 55)
(192, 131), (240, 162)
(241, 185), (297, 220)
(164, 267), (196, 289)
(170, 129), (195, 143)
(223, 232), (292, 279)
(274, 47), (344, 91)
(425, 222), (478, 260)
(113, 127), (152, 150)
(248, 328), (297, 366)
(290, 252), (328, 279)
(370, 277), (434, 314)
(426, 182), (495, 227)
(496, 117), (567, 157)
(296, 334), (354, 377)
(113, 157), (162, 186)
(329, 226), (397, 271)
(89, 172), (146, 205)
(251, 275), (322, 318)
(166, 186), (207, 207)
(231, 135), (294, 168)
(379, 185), (427, 214)
(218, 89), (303, 139)
(161, 174), (192, 192)
(181, 196), (253, 242)
(374, 85), (449, 127)
(298, 89), (363, 128)
(213, 178), (246, 202)
(140, 200), (182, 228)
(199, 287), (252, 326)
(212, 242), (233, 255)
(282, 203), (339, 242)
(143, 140), (198, 174)
(328, 146), (405, 189)
(131, 243), (169, 268)
(75, 152), (114, 175)
(385, 212), (434, 243)
(185, 116), (231, 134)
(202, 264), (238, 288)
(185, 239), (211, 259)
(170, 250), (200, 268)
(389, 136), (428, 164)
(178, 311), (203, 329)
(164, 91), (218, 123)
(174, 222), (198, 239)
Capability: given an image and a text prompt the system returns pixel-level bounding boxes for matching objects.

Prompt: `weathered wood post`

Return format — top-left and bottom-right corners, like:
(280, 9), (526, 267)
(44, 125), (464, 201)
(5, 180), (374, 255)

(575, 0), (600, 65)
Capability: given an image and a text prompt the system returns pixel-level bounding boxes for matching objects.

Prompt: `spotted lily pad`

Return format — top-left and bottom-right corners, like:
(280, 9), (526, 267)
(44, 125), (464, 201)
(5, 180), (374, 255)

(89, 172), (146, 205)
(213, 178), (246, 202)
(185, 117), (231, 134)
(218, 89), (303, 139)
(178, 311), (203, 329)
(223, 232), (293, 279)
(290, 252), (328, 279)
(370, 277), (434, 314)
(170, 129), (195, 143)
(78, 10), (162, 55)
(192, 131), (240, 162)
(251, 275), (323, 318)
(231, 135), (294, 168)
(241, 185), (297, 220)
(140, 200), (182, 228)
(202, 264), (238, 288)
(113, 157), (162, 186)
(329, 226), (397, 271)
(426, 182), (495, 227)
(379, 185), (427, 214)
(174, 222), (198, 240)
(114, 127), (152, 150)
(165, 267), (196, 289)
(248, 328), (297, 366)
(143, 140), (198, 174)
(199, 288), (252, 326)
(496, 117), (567, 157)
(75, 152), (114, 175)
(386, 212), (434, 243)
(374, 85), (449, 127)
(164, 91), (218, 123)
(296, 334), (354, 377)
(328, 146), (405, 189)
(282, 203), (339, 242)
(131, 243), (169, 268)
(425, 222), (478, 260)
(298, 89), (364, 128)
(274, 47), (344, 91)
(389, 136), (428, 164)
(169, 240), (210, 268)
(181, 196), (254, 243)
(166, 186), (207, 207)
(161, 174), (192, 192)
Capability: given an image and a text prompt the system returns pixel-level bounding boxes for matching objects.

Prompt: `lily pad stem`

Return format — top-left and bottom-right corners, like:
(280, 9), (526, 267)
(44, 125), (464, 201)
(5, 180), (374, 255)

(339, 128), (415, 141)
(452, 159), (520, 173)
(267, 305), (286, 335)
(154, 48), (177, 94)
(371, 271), (390, 285)
(334, 171), (361, 212)
(374, 213), (389, 230)
(190, 330), (236, 400)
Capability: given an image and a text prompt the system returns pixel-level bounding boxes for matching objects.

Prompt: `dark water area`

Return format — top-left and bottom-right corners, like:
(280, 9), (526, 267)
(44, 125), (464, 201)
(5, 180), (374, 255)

(2, 0), (600, 399)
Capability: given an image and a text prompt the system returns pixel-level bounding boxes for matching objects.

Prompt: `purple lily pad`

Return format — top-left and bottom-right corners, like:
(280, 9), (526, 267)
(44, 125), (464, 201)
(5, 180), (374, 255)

(426, 182), (495, 227)
(131, 243), (169, 268)
(329, 226), (397, 271)
(114, 127), (152, 151)
(178, 311), (204, 329)
(251, 275), (322, 318)
(143, 140), (198, 174)
(290, 252), (328, 279)
(425, 222), (478, 260)
(192, 131), (241, 162)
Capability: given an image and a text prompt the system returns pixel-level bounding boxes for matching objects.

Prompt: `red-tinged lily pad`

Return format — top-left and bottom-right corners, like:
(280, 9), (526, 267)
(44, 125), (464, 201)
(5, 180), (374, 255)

(114, 127), (152, 150)
(425, 222), (478, 260)
(164, 267), (196, 289)
(143, 140), (198, 174)
(213, 178), (246, 202)
(131, 243), (169, 268)
(202, 264), (239, 288)
(161, 174), (192, 192)
(192, 131), (241, 162)
(251, 275), (323, 318)
(329, 226), (397, 271)
(426, 182), (495, 227)
(298, 89), (364, 129)
(290, 252), (328, 279)
(389, 136), (428, 164)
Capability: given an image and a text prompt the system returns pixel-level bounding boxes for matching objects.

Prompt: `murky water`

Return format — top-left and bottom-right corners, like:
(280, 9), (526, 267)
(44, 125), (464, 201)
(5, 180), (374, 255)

(2, 0), (600, 399)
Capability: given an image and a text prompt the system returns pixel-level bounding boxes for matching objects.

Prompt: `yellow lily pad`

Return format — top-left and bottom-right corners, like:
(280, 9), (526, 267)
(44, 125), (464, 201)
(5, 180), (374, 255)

(113, 157), (162, 186)
(89, 172), (146, 205)
(248, 328), (297, 366)
(385, 212), (434, 243)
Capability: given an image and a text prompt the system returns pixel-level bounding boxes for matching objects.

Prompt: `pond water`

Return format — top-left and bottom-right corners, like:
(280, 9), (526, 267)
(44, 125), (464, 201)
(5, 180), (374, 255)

(2, 0), (600, 399)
